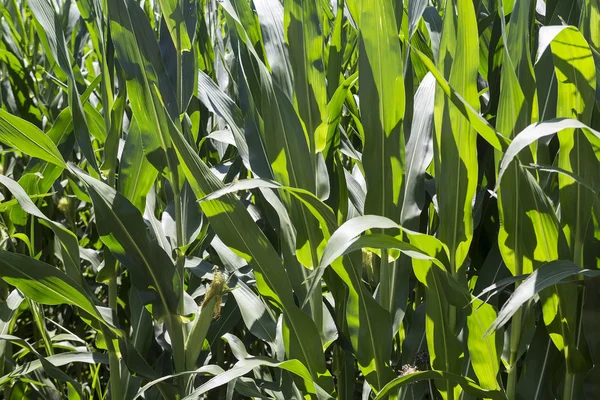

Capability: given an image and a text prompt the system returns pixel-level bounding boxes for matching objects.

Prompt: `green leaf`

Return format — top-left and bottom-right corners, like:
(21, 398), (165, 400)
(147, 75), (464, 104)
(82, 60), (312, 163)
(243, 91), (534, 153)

(118, 118), (159, 212)
(319, 72), (358, 160)
(493, 3), (543, 395)
(411, 46), (508, 151)
(182, 356), (333, 400)
(26, 0), (98, 170)
(0, 334), (92, 395)
(497, 118), (600, 189)
(313, 216), (445, 275)
(0, 109), (66, 168)
(167, 109), (334, 392)
(0, 290), (25, 337)
(69, 165), (180, 316)
(11, 105), (76, 224)
(197, 70), (253, 174)
(433, 0), (480, 272)
(252, 0), (294, 97)
(355, 0), (406, 329)
(488, 260), (600, 334)
(400, 72), (435, 229)
(108, 0), (178, 169)
(357, 0), (405, 223)
(373, 370), (507, 400)
(156, 0), (192, 52)
(0, 175), (81, 285)
(408, 0), (428, 38)
(0, 346), (108, 386)
(547, 25), (599, 267)
(132, 365), (225, 399)
(411, 248), (462, 399)
(516, 318), (563, 399)
(0, 252), (120, 336)
(284, 0), (327, 153)
(230, 280), (277, 347)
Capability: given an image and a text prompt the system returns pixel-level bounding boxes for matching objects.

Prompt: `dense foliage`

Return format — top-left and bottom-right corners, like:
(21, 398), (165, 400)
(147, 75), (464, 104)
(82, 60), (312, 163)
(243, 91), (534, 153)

(0, 0), (599, 398)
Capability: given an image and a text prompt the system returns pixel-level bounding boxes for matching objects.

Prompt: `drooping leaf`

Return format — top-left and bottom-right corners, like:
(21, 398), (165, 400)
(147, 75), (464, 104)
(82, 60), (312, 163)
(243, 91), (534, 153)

(489, 260), (600, 334)
(373, 370), (506, 400)
(69, 165), (180, 316)
(0, 109), (66, 168)
(0, 252), (120, 336)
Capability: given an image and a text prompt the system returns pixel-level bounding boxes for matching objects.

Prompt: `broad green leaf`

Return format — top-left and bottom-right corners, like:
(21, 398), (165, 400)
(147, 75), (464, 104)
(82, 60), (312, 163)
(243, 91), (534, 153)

(579, 0), (600, 104)
(197, 70), (253, 174)
(434, 0), (480, 272)
(252, 0), (294, 97)
(494, 2), (541, 394)
(227, 27), (328, 330)
(524, 164), (599, 194)
(394, 73), (436, 334)
(400, 72), (435, 230)
(118, 118), (159, 212)
(236, 39), (325, 281)
(0, 50), (40, 122)
(411, 46), (508, 151)
(312, 216), (445, 275)
(314, 218), (400, 390)
(284, 0), (327, 153)
(231, 280), (277, 347)
(422, 6), (443, 64)
(0, 175), (81, 284)
(0, 109), (66, 168)
(202, 176), (335, 333)
(128, 287), (153, 357)
(411, 243), (462, 399)
(108, 0), (178, 170)
(320, 232), (442, 270)
(0, 334), (89, 395)
(466, 297), (502, 391)
(219, 0), (264, 50)
(10, 101), (79, 225)
(101, 74), (127, 175)
(326, 0), (346, 99)
(546, 25), (597, 384)
(356, 0), (406, 344)
(496, 119), (574, 375)
(548, 25), (599, 266)
(259, 184), (322, 325)
(408, 0), (429, 38)
(373, 370), (507, 400)
(0, 194), (50, 212)
(26, 0), (98, 170)
(0, 347), (108, 386)
(69, 166), (180, 315)
(201, 178), (336, 234)
(497, 118), (600, 188)
(156, 0), (191, 52)
(357, 0), (405, 222)
(0, 253), (120, 336)
(408, 226), (502, 393)
(71, 165), (186, 375)
(182, 357), (332, 400)
(167, 110), (334, 391)
(132, 365), (224, 399)
(320, 72), (359, 160)
(0, 288), (25, 380)
(489, 260), (600, 333)
(516, 322), (562, 399)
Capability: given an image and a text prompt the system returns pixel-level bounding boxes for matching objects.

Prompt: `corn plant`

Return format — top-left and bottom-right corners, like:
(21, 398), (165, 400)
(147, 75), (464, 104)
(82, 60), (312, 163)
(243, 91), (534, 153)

(0, 0), (599, 398)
